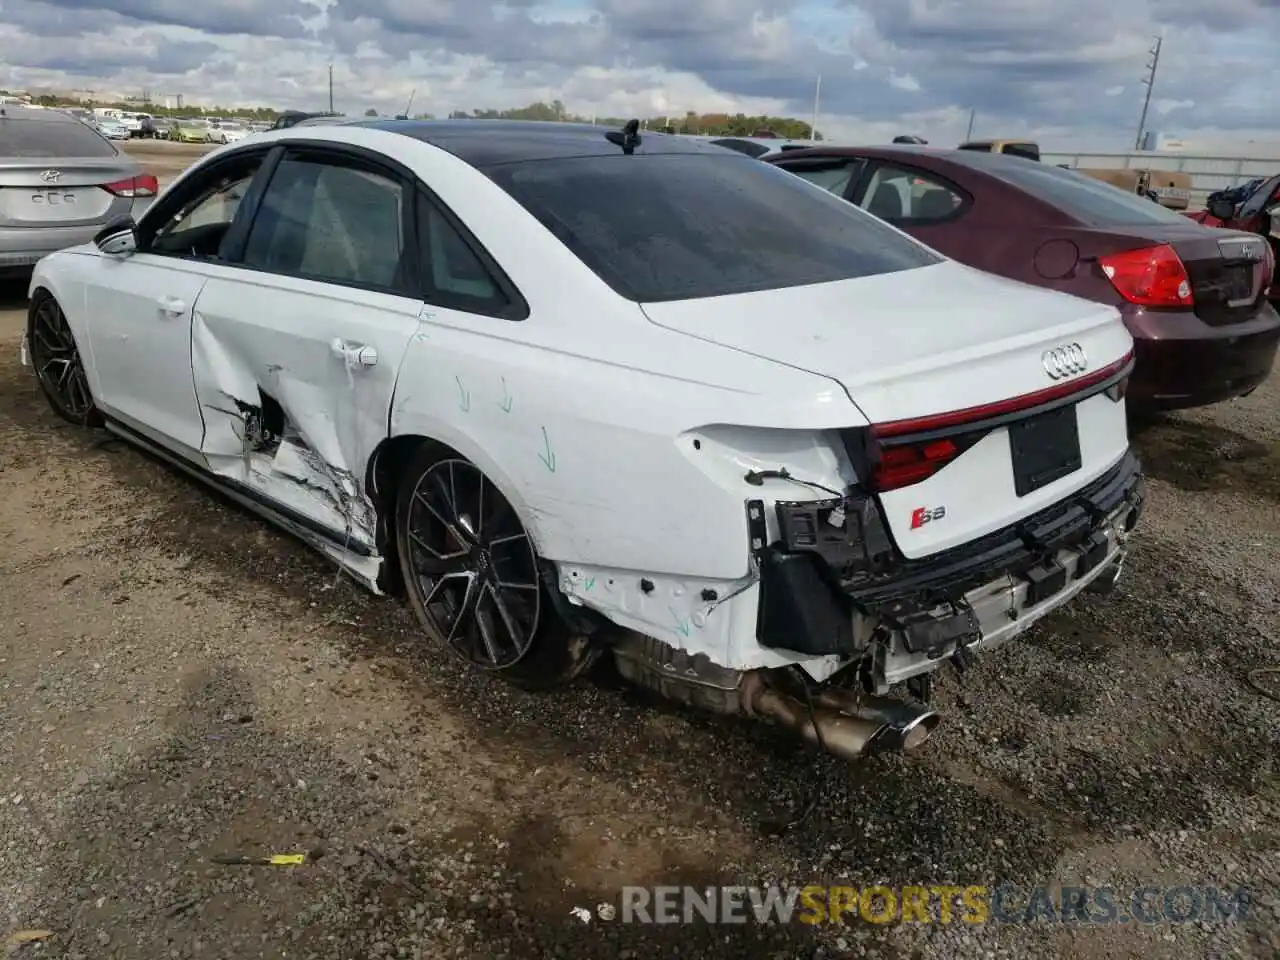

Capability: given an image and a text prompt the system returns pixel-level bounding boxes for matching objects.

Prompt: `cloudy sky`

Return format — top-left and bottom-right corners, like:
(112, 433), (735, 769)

(1, 0), (1277, 149)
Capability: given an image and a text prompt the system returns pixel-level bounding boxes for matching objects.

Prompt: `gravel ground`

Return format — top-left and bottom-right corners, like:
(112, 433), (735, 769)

(0, 172), (1277, 957)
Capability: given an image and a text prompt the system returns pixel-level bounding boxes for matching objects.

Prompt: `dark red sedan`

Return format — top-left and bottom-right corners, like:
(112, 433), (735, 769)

(766, 146), (1280, 413)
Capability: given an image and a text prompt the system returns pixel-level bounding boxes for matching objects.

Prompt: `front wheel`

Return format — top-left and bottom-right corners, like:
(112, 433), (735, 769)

(27, 292), (101, 427)
(393, 447), (593, 689)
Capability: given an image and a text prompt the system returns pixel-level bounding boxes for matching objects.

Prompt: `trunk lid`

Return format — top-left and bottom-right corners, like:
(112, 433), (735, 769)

(1079, 223), (1271, 326)
(0, 159), (140, 228)
(642, 260), (1135, 557)
(1175, 229), (1272, 326)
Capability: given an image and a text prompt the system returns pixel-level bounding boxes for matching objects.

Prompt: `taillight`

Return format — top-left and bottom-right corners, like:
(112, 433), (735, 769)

(1263, 244), (1275, 297)
(1098, 244), (1192, 307)
(101, 174), (159, 198)
(868, 436), (963, 492)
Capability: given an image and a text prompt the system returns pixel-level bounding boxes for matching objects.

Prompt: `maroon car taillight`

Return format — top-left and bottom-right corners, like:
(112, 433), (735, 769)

(101, 174), (159, 198)
(1098, 244), (1193, 308)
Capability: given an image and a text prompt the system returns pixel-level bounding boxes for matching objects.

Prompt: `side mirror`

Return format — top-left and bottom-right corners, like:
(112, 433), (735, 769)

(1208, 198), (1237, 221)
(94, 216), (137, 257)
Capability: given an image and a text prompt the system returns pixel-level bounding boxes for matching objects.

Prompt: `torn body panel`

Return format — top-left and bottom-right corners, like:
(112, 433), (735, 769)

(187, 274), (425, 554)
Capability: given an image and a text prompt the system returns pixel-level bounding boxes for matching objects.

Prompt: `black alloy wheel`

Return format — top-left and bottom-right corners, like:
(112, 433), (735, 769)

(27, 293), (99, 426)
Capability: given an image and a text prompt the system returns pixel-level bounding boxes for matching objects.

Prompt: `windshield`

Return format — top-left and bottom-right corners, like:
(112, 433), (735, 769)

(953, 153), (1192, 227)
(487, 153), (940, 302)
(2, 117), (117, 158)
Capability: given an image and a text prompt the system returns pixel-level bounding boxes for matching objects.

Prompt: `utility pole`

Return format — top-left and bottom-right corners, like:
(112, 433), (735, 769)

(1134, 35), (1162, 150)
(964, 107), (976, 141)
(810, 74), (822, 140)
(328, 63), (334, 114)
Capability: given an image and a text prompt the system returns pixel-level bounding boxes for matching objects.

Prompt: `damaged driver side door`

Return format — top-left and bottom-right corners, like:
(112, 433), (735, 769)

(187, 144), (428, 555)
(86, 148), (274, 459)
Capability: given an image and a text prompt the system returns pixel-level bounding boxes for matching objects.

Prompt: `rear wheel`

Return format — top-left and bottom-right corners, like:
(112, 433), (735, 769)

(27, 292), (100, 427)
(394, 446), (592, 689)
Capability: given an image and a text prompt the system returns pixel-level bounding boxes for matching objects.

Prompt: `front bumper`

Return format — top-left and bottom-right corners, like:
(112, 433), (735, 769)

(754, 450), (1145, 689)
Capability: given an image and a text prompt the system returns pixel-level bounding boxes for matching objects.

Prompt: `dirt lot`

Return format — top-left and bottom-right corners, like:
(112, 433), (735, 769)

(0, 143), (1277, 959)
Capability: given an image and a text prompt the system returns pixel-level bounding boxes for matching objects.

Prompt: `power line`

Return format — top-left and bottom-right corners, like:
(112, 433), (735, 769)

(1134, 35), (1162, 150)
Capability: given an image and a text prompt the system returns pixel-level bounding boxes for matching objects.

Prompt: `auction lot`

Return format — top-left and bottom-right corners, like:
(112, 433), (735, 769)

(1, 140), (1278, 960)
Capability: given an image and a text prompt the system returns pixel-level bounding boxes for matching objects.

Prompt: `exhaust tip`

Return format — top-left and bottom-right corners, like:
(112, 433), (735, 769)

(874, 709), (941, 752)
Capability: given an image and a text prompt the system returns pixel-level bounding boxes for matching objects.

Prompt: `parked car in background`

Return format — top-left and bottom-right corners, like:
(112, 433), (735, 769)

(93, 118), (131, 141)
(269, 110), (343, 129)
(1203, 177), (1266, 213)
(767, 144), (1280, 412)
(0, 104), (157, 277)
(170, 118), (212, 143)
(20, 120), (1143, 761)
(142, 117), (176, 140)
(957, 139), (1041, 162)
(209, 121), (249, 144)
(1187, 173), (1280, 235)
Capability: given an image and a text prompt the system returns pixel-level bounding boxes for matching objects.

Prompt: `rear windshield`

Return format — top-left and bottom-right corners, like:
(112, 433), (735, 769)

(2, 117), (117, 158)
(487, 153), (940, 302)
(958, 154), (1192, 227)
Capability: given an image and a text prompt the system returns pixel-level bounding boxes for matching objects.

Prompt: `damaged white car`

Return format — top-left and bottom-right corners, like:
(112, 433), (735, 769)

(23, 119), (1145, 761)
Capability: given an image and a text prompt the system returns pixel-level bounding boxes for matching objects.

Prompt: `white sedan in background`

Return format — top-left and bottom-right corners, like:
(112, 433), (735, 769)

(21, 119), (1144, 763)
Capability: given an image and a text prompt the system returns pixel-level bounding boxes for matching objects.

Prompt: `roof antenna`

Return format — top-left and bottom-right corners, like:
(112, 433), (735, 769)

(605, 118), (641, 155)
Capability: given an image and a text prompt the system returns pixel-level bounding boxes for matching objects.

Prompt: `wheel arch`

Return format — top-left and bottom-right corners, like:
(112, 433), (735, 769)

(366, 430), (548, 596)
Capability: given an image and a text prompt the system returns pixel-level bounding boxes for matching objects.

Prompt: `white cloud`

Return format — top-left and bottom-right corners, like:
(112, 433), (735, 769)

(0, 0), (1277, 150)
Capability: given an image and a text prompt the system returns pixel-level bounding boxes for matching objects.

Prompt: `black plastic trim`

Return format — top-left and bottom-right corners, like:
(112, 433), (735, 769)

(845, 450), (1143, 606)
(103, 415), (377, 557)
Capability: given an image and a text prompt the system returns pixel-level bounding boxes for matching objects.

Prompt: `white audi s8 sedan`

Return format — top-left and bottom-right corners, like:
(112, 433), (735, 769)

(22, 119), (1145, 761)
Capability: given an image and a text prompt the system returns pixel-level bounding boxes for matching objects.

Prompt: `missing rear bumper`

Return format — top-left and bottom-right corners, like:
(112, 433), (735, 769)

(753, 451), (1144, 688)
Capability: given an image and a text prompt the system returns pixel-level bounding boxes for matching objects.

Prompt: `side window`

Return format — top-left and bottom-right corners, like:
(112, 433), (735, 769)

(146, 153), (265, 259)
(859, 164), (966, 223)
(417, 193), (510, 315)
(782, 160), (863, 197)
(241, 154), (408, 291)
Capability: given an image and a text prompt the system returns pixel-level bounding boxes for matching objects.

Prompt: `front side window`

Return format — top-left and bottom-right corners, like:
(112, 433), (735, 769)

(147, 153), (264, 259)
(487, 153), (939, 303)
(242, 155), (407, 291)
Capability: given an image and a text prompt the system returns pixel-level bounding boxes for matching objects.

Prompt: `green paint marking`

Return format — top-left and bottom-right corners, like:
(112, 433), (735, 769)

(498, 377), (513, 413)
(455, 376), (470, 412)
(583, 576), (595, 591)
(537, 426), (556, 472)
(670, 606), (691, 637)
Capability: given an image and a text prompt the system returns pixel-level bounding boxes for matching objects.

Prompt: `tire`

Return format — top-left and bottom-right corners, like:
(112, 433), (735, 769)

(393, 444), (594, 690)
(27, 291), (101, 428)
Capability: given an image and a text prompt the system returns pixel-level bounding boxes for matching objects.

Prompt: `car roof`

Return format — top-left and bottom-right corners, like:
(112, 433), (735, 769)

(319, 118), (740, 167)
(0, 104), (81, 124)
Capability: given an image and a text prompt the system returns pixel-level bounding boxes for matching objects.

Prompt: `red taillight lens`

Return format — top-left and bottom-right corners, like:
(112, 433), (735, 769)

(1098, 244), (1193, 307)
(870, 437), (960, 492)
(101, 174), (159, 198)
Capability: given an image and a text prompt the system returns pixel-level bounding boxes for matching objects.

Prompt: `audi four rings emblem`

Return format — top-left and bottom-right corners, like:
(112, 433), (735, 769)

(1041, 342), (1088, 380)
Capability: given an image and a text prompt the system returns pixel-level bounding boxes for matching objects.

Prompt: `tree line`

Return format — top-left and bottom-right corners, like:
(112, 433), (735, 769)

(5, 90), (819, 137)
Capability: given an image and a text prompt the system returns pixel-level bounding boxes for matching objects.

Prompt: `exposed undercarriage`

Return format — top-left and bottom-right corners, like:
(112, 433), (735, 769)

(608, 450), (1145, 762)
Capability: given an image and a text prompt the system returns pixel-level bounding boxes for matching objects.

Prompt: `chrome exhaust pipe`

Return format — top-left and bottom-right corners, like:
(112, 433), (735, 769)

(742, 675), (940, 762)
